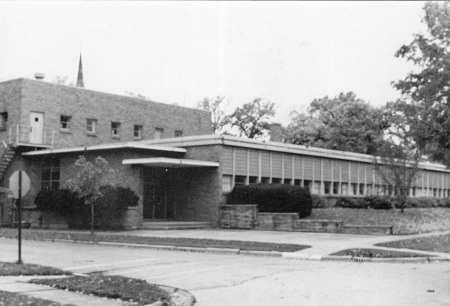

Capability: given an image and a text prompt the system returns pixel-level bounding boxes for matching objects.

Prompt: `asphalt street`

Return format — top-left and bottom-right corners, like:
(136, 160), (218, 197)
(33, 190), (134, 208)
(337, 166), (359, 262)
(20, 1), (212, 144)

(1, 238), (450, 306)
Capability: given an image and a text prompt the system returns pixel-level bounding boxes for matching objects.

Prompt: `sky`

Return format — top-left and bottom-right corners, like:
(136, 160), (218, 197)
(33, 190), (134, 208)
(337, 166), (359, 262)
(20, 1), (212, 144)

(0, 1), (427, 124)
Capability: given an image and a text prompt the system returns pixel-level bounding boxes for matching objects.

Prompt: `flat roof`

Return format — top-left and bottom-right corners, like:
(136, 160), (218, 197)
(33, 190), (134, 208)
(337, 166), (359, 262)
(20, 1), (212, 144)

(139, 134), (450, 173)
(122, 157), (219, 168)
(22, 142), (186, 156)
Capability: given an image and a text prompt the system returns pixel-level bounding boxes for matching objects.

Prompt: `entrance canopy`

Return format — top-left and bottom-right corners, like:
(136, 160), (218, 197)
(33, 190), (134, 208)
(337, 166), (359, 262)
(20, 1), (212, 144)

(123, 157), (219, 168)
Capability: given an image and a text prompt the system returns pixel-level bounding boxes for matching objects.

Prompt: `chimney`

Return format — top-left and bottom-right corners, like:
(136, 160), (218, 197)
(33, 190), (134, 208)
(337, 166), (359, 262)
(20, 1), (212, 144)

(34, 73), (45, 80)
(269, 123), (283, 142)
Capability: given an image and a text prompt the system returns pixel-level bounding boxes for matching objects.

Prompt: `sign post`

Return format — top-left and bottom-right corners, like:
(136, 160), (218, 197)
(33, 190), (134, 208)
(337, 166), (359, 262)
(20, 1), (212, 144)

(9, 170), (30, 265)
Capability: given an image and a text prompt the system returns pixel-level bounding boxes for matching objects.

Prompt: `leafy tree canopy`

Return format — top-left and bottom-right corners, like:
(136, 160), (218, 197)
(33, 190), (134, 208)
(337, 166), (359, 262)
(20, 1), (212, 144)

(224, 98), (276, 139)
(197, 95), (228, 134)
(284, 92), (389, 154)
(392, 1), (450, 165)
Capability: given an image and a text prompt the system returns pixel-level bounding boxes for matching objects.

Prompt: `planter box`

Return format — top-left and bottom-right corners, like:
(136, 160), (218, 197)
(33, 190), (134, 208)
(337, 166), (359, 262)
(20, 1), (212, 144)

(344, 225), (393, 235)
(294, 219), (344, 233)
(219, 205), (257, 229)
(255, 213), (298, 231)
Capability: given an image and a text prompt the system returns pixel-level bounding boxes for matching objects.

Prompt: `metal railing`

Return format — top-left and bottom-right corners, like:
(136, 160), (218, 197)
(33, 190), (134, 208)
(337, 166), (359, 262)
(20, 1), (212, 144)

(8, 125), (54, 148)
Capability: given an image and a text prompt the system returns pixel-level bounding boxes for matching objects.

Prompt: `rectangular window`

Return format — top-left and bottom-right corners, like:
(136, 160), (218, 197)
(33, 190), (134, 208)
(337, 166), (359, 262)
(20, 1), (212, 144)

(412, 187), (416, 197)
(249, 176), (258, 184)
(294, 179), (302, 186)
(351, 183), (358, 196)
(234, 175), (246, 186)
(324, 181), (331, 195)
(111, 122), (121, 137)
(283, 179), (292, 185)
(304, 180), (312, 192)
(175, 130), (183, 137)
(359, 183), (365, 196)
(134, 125), (143, 139)
(60, 115), (71, 130)
(333, 182), (340, 195)
(366, 185), (373, 196)
(0, 112), (8, 130)
(41, 158), (60, 190)
(272, 178), (282, 184)
(222, 175), (232, 192)
(261, 177), (270, 184)
(86, 119), (97, 134)
(155, 128), (164, 140)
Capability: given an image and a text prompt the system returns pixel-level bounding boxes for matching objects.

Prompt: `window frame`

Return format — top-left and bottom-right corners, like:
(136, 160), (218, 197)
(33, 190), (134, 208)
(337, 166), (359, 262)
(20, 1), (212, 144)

(60, 115), (72, 131)
(111, 121), (121, 138)
(41, 158), (60, 190)
(0, 112), (8, 130)
(86, 118), (97, 134)
(134, 125), (143, 139)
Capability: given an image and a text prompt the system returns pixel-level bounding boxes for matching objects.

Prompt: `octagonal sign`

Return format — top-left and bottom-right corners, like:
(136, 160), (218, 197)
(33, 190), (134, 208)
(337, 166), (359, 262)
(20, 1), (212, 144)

(9, 171), (30, 199)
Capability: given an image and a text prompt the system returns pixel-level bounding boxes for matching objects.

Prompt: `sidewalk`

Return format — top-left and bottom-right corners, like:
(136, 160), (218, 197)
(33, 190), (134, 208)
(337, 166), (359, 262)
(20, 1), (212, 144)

(110, 228), (450, 256)
(0, 276), (131, 306)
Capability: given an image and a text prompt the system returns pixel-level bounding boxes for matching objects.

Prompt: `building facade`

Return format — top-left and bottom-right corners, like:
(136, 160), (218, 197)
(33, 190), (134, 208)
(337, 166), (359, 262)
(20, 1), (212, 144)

(0, 78), (450, 228)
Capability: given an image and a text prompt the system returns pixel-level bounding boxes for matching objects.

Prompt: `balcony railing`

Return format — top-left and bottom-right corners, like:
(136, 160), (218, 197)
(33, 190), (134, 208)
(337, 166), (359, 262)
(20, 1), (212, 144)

(8, 125), (54, 148)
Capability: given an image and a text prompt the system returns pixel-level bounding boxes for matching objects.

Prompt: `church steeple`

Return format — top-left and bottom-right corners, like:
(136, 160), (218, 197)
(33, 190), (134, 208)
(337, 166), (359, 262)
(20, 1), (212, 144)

(76, 54), (84, 88)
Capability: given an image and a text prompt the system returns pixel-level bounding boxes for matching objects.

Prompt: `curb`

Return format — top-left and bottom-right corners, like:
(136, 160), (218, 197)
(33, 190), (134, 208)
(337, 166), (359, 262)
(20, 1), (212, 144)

(19, 237), (450, 263)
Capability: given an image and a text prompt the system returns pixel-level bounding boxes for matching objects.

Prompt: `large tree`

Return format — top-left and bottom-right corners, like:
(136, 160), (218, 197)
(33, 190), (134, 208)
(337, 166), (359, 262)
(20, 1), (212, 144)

(392, 1), (450, 165)
(225, 98), (276, 139)
(284, 92), (389, 154)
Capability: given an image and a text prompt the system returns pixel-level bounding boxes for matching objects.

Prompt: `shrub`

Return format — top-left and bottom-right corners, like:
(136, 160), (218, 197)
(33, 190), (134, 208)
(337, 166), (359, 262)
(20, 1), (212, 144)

(363, 196), (394, 210)
(227, 184), (312, 218)
(311, 195), (329, 209)
(335, 197), (367, 209)
(35, 186), (139, 230)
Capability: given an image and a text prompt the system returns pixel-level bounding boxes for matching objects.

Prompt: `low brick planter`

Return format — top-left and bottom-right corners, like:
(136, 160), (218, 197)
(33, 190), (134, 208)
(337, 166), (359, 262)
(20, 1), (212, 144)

(219, 205), (257, 229)
(344, 225), (393, 235)
(255, 213), (298, 231)
(294, 219), (344, 233)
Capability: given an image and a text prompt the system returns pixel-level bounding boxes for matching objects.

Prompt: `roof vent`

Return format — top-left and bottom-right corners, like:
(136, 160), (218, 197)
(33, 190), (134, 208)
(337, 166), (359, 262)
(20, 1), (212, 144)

(34, 73), (45, 80)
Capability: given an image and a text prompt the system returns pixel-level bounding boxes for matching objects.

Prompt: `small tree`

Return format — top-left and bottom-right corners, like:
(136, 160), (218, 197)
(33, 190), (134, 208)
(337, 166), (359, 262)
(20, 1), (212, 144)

(197, 95), (228, 134)
(373, 130), (421, 213)
(64, 156), (115, 235)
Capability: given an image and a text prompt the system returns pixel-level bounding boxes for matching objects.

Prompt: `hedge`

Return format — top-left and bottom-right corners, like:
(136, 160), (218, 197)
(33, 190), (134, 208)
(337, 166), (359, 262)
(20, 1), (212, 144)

(227, 183), (313, 218)
(334, 196), (450, 209)
(34, 186), (139, 229)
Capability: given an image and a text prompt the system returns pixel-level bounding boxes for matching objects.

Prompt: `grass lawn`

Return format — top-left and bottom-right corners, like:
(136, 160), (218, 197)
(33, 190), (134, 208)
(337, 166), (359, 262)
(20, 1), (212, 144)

(31, 275), (171, 306)
(0, 261), (70, 276)
(376, 234), (450, 253)
(0, 228), (310, 252)
(330, 248), (433, 258)
(0, 290), (74, 306)
(307, 207), (450, 234)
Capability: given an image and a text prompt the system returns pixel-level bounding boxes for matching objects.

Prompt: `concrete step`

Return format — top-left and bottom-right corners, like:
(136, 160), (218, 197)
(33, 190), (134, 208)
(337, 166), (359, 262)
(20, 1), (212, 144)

(141, 221), (213, 230)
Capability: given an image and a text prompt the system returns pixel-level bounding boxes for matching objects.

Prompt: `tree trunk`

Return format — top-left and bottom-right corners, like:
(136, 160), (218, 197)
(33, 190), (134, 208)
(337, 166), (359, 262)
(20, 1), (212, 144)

(90, 201), (94, 235)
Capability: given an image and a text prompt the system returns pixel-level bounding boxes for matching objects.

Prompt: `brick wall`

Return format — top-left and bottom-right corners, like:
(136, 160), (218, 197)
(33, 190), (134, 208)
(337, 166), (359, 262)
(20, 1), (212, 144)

(8, 78), (211, 149)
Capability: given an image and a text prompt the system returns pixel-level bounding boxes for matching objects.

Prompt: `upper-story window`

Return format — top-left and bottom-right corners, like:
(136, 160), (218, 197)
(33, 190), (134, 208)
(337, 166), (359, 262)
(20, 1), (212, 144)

(87, 118), (97, 134)
(0, 112), (8, 131)
(175, 130), (183, 137)
(155, 128), (164, 140)
(111, 122), (121, 138)
(60, 115), (72, 131)
(134, 125), (143, 139)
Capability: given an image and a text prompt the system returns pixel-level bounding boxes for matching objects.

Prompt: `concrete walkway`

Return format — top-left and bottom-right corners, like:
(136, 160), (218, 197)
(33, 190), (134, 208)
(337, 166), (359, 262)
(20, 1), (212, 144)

(111, 228), (450, 256)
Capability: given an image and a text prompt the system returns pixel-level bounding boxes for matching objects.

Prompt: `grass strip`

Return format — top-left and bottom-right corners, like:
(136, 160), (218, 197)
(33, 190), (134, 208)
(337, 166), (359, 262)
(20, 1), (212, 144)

(376, 234), (450, 253)
(0, 228), (310, 252)
(0, 290), (74, 306)
(330, 248), (434, 258)
(31, 275), (170, 306)
(0, 261), (70, 276)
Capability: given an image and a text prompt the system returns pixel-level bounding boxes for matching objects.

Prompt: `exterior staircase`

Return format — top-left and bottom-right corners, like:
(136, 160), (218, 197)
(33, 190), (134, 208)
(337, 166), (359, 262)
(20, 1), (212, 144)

(141, 220), (213, 230)
(0, 144), (15, 184)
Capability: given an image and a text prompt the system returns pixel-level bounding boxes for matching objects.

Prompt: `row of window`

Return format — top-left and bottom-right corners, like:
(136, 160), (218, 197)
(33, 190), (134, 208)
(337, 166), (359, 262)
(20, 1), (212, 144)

(60, 115), (183, 139)
(223, 175), (450, 198)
